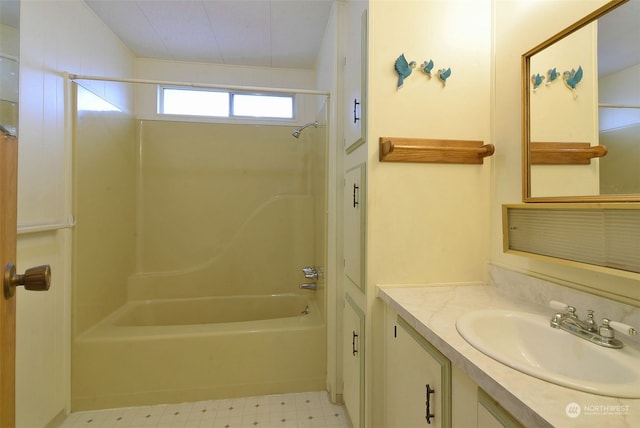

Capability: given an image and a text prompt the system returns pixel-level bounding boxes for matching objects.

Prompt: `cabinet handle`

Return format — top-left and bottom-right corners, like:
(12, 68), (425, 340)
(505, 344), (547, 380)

(352, 184), (359, 208)
(352, 331), (359, 356)
(425, 384), (435, 424)
(353, 98), (360, 124)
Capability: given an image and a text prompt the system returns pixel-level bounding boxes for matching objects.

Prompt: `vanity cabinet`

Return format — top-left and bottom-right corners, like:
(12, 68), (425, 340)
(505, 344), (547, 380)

(384, 305), (522, 428)
(384, 308), (452, 428)
(477, 389), (524, 428)
(343, 294), (365, 428)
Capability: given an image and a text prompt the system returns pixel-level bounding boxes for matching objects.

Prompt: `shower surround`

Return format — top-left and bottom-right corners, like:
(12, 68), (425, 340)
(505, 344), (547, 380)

(72, 112), (327, 410)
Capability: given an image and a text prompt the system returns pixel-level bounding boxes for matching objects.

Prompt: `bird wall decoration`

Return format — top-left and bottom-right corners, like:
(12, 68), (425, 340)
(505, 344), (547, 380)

(563, 66), (583, 98)
(531, 73), (545, 90)
(545, 68), (559, 85)
(393, 55), (452, 89)
(530, 65), (583, 98)
(394, 54), (416, 89)
(436, 68), (452, 86)
(421, 59), (434, 77)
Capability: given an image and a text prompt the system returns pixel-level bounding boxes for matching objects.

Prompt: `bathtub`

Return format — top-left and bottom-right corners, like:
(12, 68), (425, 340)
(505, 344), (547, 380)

(114, 293), (315, 327)
(72, 293), (326, 411)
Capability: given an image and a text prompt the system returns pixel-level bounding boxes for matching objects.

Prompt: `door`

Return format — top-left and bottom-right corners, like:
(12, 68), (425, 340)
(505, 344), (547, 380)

(1, 129), (18, 427)
(0, 129), (50, 428)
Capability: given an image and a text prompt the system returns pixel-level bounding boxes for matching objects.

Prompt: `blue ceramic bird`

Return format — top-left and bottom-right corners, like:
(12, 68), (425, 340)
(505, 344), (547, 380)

(394, 54), (416, 89)
(545, 68), (559, 85)
(531, 73), (544, 90)
(421, 59), (434, 77)
(436, 68), (452, 86)
(563, 66), (583, 90)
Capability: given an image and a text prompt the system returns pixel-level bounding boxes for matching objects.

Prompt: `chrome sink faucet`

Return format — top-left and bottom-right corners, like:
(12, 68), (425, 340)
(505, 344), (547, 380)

(549, 300), (637, 349)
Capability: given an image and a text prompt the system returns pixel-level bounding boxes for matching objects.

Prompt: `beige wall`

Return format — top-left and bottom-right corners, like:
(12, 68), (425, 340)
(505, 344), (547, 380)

(367, 0), (492, 286)
(599, 64), (640, 194)
(73, 110), (137, 335)
(365, 1), (493, 426)
(491, 0), (640, 305)
(16, 1), (135, 427)
(529, 22), (600, 197)
(128, 121), (319, 300)
(599, 124), (640, 193)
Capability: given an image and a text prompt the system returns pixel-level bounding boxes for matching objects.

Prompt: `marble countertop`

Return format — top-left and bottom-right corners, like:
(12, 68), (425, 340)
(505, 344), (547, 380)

(377, 284), (640, 428)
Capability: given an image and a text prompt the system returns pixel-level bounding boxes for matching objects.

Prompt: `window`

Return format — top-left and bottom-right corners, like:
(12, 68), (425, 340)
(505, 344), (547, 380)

(159, 86), (294, 119)
(162, 88), (229, 117)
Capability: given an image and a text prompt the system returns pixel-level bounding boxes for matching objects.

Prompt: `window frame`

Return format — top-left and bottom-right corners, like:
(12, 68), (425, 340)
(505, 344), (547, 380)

(158, 85), (296, 121)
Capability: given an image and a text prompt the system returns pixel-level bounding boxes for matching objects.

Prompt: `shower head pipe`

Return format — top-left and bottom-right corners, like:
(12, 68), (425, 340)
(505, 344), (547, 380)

(292, 121), (320, 138)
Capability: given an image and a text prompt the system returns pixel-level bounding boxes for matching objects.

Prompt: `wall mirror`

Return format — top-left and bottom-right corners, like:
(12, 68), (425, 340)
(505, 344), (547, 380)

(523, 0), (640, 202)
(0, 0), (20, 137)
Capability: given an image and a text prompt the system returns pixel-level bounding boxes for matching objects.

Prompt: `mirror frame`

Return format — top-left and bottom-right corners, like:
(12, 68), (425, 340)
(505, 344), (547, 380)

(521, 0), (640, 202)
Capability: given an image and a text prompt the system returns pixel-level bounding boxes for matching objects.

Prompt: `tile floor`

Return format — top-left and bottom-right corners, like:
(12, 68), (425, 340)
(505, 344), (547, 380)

(60, 391), (350, 428)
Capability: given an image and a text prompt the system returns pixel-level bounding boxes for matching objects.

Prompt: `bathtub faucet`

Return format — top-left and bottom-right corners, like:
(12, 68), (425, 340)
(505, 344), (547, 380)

(299, 282), (317, 291)
(302, 266), (319, 279)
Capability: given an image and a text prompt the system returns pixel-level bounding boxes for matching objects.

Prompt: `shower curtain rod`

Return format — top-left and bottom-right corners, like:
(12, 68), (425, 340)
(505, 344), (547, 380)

(67, 73), (330, 97)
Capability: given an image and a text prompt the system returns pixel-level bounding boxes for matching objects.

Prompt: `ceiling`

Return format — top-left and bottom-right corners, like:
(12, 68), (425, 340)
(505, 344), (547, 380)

(4, 0), (636, 75)
(597, 0), (640, 77)
(84, 0), (334, 69)
(83, 0), (637, 75)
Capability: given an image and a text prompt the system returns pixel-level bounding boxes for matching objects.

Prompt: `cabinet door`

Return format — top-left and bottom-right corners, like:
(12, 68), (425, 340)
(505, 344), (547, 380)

(343, 1), (367, 153)
(343, 294), (365, 428)
(477, 389), (524, 428)
(385, 309), (451, 428)
(343, 163), (365, 291)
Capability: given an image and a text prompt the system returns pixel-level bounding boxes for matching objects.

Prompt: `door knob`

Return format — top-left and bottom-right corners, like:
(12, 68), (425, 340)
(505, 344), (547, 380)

(4, 263), (51, 299)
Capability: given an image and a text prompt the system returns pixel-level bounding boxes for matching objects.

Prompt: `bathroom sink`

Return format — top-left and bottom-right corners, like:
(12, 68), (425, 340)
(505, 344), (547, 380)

(456, 309), (640, 398)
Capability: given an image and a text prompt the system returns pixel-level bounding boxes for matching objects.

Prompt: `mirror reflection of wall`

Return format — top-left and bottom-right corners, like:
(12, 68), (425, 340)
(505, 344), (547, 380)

(598, 0), (640, 195)
(526, 0), (640, 201)
(0, 0), (19, 136)
(529, 22), (599, 198)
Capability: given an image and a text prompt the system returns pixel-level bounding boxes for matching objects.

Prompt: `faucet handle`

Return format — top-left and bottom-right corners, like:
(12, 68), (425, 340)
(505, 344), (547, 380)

(599, 319), (615, 339)
(608, 320), (638, 336)
(549, 300), (569, 311)
(549, 300), (577, 317)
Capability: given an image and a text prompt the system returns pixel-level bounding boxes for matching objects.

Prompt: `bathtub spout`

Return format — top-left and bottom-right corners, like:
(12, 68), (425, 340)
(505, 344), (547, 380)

(299, 282), (317, 291)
